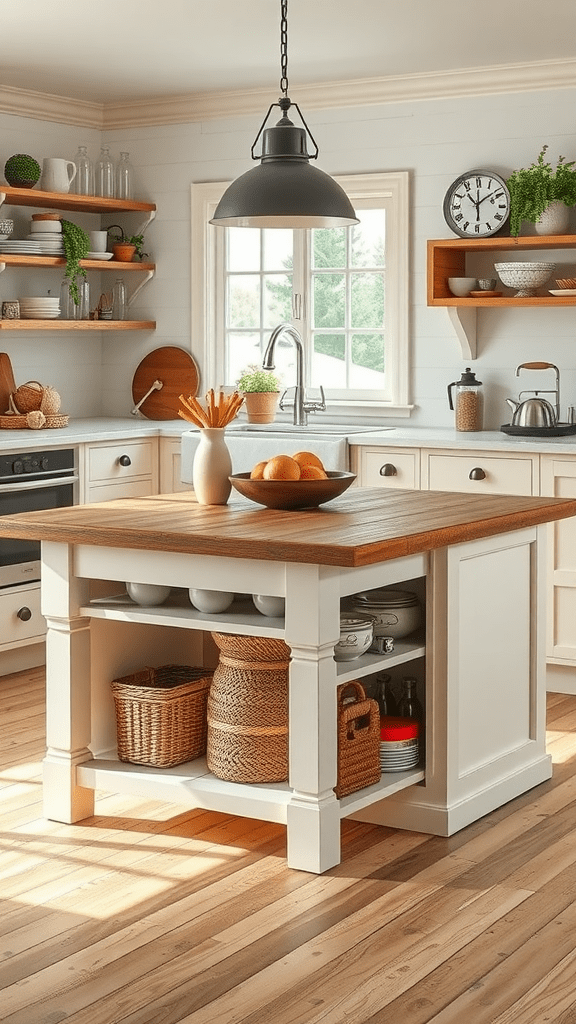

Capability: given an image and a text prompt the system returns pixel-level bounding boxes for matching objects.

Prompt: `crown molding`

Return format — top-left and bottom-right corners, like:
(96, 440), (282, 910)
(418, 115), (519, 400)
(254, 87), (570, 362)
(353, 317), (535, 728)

(2, 59), (576, 130)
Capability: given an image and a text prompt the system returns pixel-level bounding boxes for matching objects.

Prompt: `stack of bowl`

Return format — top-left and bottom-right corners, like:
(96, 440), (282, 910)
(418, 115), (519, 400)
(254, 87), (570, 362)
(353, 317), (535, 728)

(348, 588), (422, 640)
(27, 215), (64, 255)
(19, 296), (61, 319)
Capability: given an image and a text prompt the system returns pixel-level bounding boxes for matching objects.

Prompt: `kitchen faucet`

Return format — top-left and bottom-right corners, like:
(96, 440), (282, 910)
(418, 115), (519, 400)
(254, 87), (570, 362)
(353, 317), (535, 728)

(262, 323), (326, 426)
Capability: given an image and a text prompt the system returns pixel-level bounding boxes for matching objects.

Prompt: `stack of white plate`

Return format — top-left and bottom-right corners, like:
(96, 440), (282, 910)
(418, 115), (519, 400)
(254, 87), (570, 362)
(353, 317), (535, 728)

(26, 217), (64, 255)
(0, 240), (48, 255)
(19, 297), (61, 320)
(379, 715), (420, 773)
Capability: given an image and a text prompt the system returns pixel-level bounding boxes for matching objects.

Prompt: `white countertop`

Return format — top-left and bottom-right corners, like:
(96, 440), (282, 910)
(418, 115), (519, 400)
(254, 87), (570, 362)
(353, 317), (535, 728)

(347, 425), (576, 455)
(0, 417), (191, 450)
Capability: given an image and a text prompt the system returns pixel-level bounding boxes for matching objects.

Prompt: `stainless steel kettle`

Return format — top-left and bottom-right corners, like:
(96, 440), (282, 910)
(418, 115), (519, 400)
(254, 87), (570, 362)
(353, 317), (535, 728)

(505, 362), (560, 427)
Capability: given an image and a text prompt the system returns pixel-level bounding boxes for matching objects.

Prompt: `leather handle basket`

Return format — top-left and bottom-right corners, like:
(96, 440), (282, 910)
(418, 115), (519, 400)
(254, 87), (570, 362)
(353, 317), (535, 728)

(335, 680), (381, 798)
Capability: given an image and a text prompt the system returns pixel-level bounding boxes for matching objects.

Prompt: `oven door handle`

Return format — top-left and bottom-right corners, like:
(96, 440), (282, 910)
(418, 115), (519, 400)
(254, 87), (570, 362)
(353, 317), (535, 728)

(0, 475), (79, 493)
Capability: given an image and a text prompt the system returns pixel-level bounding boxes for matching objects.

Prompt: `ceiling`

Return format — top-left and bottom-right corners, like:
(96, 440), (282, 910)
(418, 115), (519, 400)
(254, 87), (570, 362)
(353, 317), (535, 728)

(3, 0), (576, 108)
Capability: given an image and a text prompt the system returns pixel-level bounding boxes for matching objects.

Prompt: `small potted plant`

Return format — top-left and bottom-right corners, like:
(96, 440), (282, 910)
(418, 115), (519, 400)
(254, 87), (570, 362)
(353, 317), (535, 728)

(506, 145), (576, 236)
(237, 367), (281, 423)
(105, 224), (149, 262)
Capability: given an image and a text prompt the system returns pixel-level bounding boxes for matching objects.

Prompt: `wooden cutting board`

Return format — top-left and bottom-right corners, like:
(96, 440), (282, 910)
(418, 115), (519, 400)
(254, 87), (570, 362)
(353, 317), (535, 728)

(131, 347), (200, 420)
(0, 353), (16, 415)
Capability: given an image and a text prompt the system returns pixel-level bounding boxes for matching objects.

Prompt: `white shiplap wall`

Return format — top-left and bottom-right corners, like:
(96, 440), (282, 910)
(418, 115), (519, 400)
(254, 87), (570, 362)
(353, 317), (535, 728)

(1, 86), (575, 425)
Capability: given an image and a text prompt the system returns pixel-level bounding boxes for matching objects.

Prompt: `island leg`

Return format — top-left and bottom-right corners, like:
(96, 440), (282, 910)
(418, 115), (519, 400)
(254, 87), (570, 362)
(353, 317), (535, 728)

(284, 563), (341, 872)
(41, 541), (94, 822)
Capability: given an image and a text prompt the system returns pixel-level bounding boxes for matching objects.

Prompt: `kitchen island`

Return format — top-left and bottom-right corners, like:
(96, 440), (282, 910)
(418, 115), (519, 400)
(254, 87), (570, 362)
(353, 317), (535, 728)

(1, 486), (575, 873)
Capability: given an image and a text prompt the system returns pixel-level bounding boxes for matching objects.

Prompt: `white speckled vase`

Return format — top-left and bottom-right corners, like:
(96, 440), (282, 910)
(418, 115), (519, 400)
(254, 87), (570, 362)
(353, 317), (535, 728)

(192, 428), (232, 505)
(535, 201), (570, 235)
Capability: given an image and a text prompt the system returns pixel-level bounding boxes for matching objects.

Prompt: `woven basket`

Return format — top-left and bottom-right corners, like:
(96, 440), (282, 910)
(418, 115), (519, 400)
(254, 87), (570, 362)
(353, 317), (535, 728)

(207, 632), (290, 783)
(335, 681), (381, 798)
(11, 381), (44, 413)
(0, 413), (69, 429)
(110, 664), (213, 768)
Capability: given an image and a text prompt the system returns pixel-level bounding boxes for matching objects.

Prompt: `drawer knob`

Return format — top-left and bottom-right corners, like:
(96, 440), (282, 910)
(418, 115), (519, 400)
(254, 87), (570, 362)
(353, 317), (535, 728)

(118, 455), (132, 467)
(469, 467), (486, 481)
(379, 463), (397, 477)
(17, 606), (32, 621)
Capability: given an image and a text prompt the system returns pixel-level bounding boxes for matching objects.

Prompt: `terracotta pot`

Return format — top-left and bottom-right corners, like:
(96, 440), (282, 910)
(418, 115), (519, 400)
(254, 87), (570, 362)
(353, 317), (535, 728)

(112, 242), (136, 262)
(242, 391), (280, 424)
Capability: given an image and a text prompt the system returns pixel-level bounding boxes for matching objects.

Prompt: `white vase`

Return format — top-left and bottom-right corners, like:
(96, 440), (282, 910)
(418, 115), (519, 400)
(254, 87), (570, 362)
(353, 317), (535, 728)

(535, 201), (570, 235)
(192, 428), (232, 505)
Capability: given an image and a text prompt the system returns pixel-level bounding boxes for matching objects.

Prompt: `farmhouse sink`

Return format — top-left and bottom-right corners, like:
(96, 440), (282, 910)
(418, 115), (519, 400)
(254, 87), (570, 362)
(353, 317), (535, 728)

(227, 422), (386, 436)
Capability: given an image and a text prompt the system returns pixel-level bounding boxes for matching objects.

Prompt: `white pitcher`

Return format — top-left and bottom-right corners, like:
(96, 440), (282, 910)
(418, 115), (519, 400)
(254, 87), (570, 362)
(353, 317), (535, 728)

(40, 158), (77, 194)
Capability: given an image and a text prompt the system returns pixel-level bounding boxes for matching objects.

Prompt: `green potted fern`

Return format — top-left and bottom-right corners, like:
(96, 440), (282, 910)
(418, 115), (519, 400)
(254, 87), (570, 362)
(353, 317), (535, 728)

(237, 367), (282, 423)
(506, 145), (576, 236)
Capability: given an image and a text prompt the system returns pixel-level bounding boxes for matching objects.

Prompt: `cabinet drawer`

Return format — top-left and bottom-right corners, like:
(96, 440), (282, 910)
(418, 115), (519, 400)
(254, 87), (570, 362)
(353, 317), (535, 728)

(88, 440), (156, 482)
(356, 448), (419, 489)
(0, 585), (44, 646)
(87, 479), (156, 503)
(424, 452), (536, 496)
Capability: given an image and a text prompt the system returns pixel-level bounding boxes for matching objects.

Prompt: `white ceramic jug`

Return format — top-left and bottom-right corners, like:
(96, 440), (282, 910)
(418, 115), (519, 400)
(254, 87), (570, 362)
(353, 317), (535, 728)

(40, 158), (77, 194)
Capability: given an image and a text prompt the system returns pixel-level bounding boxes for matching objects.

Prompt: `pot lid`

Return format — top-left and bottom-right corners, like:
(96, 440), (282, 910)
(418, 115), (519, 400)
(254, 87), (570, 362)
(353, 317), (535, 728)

(352, 589), (418, 606)
(456, 366), (482, 386)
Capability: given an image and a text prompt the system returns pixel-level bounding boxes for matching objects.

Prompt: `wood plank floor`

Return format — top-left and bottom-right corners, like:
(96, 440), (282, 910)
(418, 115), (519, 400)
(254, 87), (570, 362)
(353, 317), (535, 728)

(3, 669), (576, 1023)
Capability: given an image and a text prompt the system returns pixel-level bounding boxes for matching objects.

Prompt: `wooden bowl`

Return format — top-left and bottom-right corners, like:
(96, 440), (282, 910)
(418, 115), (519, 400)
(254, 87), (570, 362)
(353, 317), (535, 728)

(229, 471), (356, 510)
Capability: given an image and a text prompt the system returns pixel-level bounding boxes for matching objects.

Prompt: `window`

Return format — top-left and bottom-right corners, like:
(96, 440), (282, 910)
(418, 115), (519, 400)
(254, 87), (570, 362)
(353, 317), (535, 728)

(192, 172), (410, 418)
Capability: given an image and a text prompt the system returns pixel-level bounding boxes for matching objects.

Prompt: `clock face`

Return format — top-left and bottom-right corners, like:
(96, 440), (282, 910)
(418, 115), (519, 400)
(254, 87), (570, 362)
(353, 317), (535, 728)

(443, 170), (510, 238)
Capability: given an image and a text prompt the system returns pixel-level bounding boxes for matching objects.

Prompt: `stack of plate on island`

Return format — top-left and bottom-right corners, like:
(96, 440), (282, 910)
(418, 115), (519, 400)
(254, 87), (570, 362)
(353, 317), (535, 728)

(379, 715), (420, 772)
(25, 215), (64, 255)
(19, 296), (61, 319)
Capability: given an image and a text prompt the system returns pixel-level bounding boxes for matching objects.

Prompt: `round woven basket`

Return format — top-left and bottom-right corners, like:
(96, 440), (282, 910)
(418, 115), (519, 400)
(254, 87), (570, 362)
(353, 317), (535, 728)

(207, 632), (290, 783)
(11, 381), (44, 413)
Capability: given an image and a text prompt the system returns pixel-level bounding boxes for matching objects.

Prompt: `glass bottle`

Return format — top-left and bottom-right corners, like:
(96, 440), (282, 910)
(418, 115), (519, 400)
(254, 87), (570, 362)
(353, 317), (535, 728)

(112, 278), (126, 321)
(59, 278), (73, 319)
(115, 151), (134, 200)
(397, 677), (423, 721)
(94, 145), (114, 198)
(376, 673), (397, 717)
(75, 279), (90, 320)
(72, 145), (93, 196)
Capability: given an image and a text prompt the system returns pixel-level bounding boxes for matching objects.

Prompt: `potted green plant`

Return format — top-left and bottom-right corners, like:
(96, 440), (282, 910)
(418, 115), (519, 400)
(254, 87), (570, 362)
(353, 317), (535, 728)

(506, 145), (576, 236)
(105, 224), (149, 262)
(237, 367), (282, 423)
(61, 219), (90, 305)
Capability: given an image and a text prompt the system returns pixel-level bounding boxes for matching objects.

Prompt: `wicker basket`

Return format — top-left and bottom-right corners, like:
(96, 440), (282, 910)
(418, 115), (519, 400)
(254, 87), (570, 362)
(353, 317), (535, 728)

(0, 413), (69, 429)
(207, 632), (290, 783)
(335, 681), (381, 798)
(110, 664), (213, 768)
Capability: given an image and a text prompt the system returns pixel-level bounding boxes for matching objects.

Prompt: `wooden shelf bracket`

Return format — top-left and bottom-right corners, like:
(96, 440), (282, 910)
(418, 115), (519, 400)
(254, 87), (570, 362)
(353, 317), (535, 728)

(446, 307), (477, 360)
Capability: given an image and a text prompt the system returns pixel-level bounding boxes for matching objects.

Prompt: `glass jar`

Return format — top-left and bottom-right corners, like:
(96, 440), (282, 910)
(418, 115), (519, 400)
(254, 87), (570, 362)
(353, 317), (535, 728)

(115, 151), (134, 200)
(59, 278), (73, 319)
(94, 145), (114, 198)
(112, 278), (126, 321)
(72, 145), (93, 196)
(447, 367), (483, 432)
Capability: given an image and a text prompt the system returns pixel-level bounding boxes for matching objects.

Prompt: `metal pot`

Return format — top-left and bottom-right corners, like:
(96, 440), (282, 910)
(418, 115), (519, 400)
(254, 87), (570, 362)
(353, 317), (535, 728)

(505, 396), (557, 427)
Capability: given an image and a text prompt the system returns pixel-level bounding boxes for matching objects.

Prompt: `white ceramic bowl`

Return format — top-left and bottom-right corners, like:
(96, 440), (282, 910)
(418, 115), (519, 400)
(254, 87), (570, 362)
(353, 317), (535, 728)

(252, 594), (286, 617)
(126, 582), (171, 606)
(334, 616), (374, 662)
(189, 588), (235, 613)
(448, 277), (477, 297)
(30, 219), (62, 233)
(494, 261), (557, 296)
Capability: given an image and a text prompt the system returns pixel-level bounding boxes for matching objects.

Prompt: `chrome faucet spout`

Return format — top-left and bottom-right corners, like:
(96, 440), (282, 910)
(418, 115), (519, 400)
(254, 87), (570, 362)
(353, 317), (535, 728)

(263, 322), (307, 425)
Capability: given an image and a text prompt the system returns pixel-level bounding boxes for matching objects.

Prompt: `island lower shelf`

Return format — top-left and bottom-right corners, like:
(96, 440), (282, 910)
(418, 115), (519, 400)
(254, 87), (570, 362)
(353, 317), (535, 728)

(77, 756), (425, 824)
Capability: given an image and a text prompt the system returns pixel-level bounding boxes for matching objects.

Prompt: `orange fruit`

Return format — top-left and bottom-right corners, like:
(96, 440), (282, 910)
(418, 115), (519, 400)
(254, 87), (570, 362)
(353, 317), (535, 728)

(263, 455), (301, 480)
(250, 460), (268, 480)
(299, 464), (328, 480)
(292, 450), (325, 471)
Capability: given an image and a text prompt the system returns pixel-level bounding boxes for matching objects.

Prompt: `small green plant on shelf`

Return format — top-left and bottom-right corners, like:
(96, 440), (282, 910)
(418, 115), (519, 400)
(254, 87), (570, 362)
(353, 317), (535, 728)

(506, 145), (576, 236)
(61, 220), (90, 305)
(105, 224), (149, 260)
(236, 367), (281, 392)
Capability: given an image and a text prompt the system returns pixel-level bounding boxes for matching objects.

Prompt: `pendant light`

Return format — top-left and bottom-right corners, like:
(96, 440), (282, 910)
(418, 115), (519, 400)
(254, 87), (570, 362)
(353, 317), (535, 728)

(210, 0), (359, 229)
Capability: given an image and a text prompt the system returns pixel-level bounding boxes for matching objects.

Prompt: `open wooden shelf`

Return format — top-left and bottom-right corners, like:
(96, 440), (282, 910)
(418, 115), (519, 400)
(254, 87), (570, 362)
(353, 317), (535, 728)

(427, 233), (576, 358)
(0, 183), (155, 215)
(0, 254), (155, 271)
(0, 320), (155, 331)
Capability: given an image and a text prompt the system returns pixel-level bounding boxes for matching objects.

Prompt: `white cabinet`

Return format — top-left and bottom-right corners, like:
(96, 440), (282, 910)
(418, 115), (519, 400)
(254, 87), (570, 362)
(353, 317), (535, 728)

(351, 446), (419, 489)
(541, 456), (576, 683)
(82, 438), (158, 503)
(0, 583), (43, 649)
(422, 450), (538, 496)
(159, 437), (189, 493)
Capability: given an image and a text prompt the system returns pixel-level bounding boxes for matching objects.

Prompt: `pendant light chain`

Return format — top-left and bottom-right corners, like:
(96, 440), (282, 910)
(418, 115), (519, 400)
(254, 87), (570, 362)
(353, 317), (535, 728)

(280, 0), (289, 97)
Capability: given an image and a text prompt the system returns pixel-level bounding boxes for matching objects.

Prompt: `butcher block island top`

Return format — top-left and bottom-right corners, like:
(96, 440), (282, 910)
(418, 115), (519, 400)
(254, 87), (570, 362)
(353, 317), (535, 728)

(0, 486), (575, 566)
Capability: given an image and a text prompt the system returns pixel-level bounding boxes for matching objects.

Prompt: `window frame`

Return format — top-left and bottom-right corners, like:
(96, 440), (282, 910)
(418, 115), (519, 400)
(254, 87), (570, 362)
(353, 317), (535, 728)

(191, 171), (411, 418)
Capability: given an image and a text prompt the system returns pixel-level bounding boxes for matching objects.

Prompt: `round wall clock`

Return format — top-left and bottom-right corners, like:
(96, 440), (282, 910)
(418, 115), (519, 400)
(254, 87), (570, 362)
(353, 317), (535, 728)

(443, 169), (510, 238)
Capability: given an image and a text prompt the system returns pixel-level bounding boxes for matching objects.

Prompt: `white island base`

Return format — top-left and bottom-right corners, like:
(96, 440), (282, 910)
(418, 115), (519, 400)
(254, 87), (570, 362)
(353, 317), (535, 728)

(39, 517), (550, 874)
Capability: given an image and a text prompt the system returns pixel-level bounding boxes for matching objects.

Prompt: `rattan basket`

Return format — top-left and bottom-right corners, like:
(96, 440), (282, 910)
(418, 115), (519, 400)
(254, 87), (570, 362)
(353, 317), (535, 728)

(335, 681), (381, 798)
(110, 664), (213, 768)
(0, 413), (69, 429)
(207, 632), (290, 783)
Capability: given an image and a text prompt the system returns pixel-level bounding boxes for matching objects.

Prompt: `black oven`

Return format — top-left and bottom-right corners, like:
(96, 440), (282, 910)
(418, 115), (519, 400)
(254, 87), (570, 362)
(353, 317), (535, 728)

(0, 449), (77, 589)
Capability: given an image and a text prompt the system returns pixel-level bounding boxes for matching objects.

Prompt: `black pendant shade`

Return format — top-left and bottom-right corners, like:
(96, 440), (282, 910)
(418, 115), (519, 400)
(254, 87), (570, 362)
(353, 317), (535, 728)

(210, 109), (358, 228)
